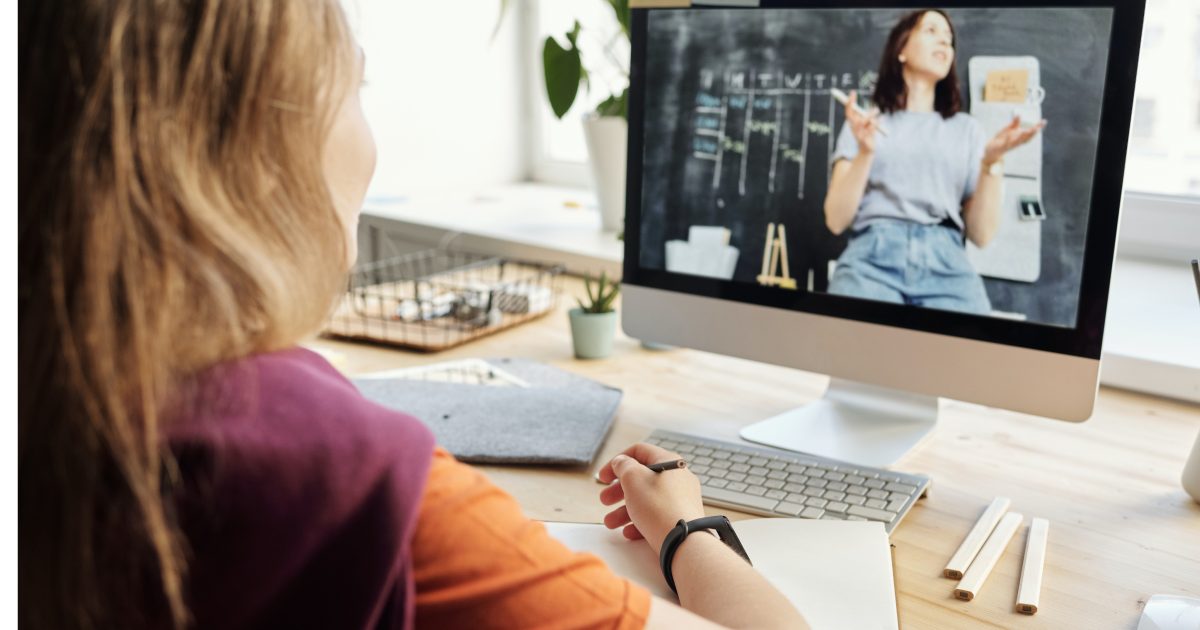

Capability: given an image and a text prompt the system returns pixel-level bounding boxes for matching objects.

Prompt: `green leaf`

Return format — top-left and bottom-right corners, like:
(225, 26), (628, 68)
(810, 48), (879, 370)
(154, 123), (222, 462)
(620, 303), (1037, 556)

(595, 87), (628, 119)
(543, 30), (583, 120)
(584, 273), (596, 307)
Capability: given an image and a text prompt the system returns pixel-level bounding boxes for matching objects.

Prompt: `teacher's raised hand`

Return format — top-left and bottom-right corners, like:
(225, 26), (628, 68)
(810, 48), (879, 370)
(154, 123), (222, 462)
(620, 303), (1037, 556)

(984, 116), (1047, 165)
(845, 90), (882, 154)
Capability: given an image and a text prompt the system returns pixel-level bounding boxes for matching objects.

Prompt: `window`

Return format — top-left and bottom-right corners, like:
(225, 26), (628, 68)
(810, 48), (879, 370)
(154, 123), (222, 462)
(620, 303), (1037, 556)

(1132, 98), (1157, 138)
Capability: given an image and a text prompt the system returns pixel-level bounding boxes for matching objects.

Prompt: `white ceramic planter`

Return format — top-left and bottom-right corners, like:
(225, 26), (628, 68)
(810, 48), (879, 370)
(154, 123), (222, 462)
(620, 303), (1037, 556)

(581, 114), (627, 233)
(568, 308), (618, 359)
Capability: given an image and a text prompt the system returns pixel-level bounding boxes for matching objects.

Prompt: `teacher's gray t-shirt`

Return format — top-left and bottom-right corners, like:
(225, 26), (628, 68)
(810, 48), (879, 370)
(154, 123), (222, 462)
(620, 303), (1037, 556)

(832, 111), (987, 232)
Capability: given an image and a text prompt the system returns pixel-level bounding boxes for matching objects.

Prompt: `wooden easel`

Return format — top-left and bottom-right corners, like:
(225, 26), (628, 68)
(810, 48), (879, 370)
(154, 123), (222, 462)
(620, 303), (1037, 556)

(756, 222), (797, 290)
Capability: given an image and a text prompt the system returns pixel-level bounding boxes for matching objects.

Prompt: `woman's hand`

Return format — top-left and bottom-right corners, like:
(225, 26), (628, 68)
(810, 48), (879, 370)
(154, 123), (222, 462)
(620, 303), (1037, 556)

(844, 90), (881, 154)
(597, 442), (705, 553)
(983, 116), (1046, 165)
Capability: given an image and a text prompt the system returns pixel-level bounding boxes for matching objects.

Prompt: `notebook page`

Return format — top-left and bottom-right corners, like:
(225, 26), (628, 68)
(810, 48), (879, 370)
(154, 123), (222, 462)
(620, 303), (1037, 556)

(542, 519), (898, 630)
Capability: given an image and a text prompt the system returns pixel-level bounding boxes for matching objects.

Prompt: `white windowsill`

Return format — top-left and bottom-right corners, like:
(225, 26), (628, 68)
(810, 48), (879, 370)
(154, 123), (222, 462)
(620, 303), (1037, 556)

(361, 183), (1200, 404)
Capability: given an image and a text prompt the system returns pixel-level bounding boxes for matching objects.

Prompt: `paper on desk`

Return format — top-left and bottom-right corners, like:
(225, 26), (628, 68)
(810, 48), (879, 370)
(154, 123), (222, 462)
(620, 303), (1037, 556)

(543, 518), (898, 630)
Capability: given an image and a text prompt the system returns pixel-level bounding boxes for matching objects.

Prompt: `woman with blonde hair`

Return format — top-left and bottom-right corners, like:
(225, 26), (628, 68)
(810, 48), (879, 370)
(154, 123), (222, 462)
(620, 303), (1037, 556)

(18, 2), (805, 629)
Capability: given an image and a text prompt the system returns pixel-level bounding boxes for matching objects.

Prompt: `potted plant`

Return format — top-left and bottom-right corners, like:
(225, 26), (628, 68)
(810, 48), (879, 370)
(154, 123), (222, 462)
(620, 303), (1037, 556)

(569, 271), (621, 359)
(498, 0), (630, 233)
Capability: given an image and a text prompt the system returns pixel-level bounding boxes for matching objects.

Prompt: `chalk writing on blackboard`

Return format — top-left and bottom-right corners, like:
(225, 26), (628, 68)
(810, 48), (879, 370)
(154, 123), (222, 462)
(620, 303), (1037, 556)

(690, 68), (875, 198)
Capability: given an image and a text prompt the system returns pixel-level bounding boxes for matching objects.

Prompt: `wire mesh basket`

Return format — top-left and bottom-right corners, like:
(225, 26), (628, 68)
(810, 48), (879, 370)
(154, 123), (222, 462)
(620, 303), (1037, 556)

(321, 249), (565, 352)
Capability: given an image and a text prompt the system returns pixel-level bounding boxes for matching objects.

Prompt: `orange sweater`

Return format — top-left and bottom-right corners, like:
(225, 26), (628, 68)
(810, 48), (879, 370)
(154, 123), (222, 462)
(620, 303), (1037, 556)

(412, 447), (652, 630)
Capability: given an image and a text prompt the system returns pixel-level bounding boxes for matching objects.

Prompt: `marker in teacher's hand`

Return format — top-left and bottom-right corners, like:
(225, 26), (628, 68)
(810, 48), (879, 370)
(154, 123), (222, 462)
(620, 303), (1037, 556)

(647, 459), (687, 472)
(830, 88), (890, 137)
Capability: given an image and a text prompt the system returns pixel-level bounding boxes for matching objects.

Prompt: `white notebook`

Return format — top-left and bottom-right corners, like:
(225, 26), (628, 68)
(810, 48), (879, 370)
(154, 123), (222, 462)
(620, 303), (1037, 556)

(543, 518), (899, 630)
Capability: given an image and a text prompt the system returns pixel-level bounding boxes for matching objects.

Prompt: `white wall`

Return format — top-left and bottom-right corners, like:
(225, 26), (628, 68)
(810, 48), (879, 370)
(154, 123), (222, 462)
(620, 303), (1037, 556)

(343, 0), (529, 198)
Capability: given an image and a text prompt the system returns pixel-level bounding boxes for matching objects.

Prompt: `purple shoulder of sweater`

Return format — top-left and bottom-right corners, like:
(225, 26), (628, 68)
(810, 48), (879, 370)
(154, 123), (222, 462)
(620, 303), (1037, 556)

(166, 347), (435, 630)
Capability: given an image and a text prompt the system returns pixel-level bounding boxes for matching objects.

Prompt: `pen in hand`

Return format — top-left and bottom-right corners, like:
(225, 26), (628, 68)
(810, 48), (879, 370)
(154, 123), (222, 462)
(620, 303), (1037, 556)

(647, 459), (687, 472)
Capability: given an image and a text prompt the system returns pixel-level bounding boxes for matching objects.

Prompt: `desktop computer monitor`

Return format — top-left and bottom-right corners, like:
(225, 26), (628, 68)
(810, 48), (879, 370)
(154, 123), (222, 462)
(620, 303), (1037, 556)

(621, 0), (1144, 467)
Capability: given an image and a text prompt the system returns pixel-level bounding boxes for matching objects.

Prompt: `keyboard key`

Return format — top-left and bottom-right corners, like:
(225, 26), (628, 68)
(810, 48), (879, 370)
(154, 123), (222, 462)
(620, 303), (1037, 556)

(824, 472), (846, 482)
(844, 475), (866, 485)
(826, 501), (849, 514)
(726, 472), (747, 482)
(885, 482), (919, 495)
(787, 473), (808, 483)
(826, 482), (849, 492)
(800, 507), (825, 519)
(864, 479), (886, 489)
(786, 492), (808, 504)
(693, 456), (713, 466)
(847, 486), (868, 496)
(764, 479), (786, 489)
(786, 464), (808, 474)
(887, 499), (907, 512)
(847, 515), (868, 521)
(867, 489), (889, 500)
(775, 502), (805, 516)
(713, 460), (732, 470)
(675, 444), (695, 453)
(889, 491), (910, 502)
(848, 505), (896, 523)
(806, 479), (828, 489)
(784, 483), (806, 493)
(865, 498), (888, 510)
(731, 463), (751, 473)
(824, 491), (846, 502)
(805, 497), (828, 508)
(804, 469), (825, 478)
(767, 471), (788, 480)
(659, 440), (679, 450)
(745, 476), (766, 486)
(748, 457), (769, 466)
(803, 487), (825, 498)
(765, 489), (787, 500)
(712, 451), (732, 460)
(694, 447), (713, 456)
(747, 486), (768, 497)
(730, 454), (750, 463)
(709, 469), (728, 479)
(701, 485), (781, 511)
(845, 495), (866, 506)
(766, 461), (787, 470)
(690, 465), (710, 475)
(727, 482), (748, 492)
(821, 515), (842, 521)
(749, 467), (770, 476)
(879, 474), (902, 484)
(708, 478), (729, 489)
(696, 474), (710, 485)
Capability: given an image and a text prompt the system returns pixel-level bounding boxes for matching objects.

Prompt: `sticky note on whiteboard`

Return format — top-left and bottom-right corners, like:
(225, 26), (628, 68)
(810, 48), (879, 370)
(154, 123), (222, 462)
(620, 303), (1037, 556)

(985, 69), (1029, 103)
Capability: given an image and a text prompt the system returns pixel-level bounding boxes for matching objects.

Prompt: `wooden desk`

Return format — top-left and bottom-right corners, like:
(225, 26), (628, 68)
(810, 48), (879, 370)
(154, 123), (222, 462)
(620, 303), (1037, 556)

(308, 279), (1200, 630)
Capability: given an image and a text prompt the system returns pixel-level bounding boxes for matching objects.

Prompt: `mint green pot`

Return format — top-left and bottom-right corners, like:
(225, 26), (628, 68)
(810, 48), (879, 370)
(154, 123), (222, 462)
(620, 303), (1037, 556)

(568, 308), (618, 359)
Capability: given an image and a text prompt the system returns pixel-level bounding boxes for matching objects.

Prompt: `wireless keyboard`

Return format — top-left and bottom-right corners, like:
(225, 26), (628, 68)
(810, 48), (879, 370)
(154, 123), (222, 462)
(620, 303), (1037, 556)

(644, 429), (931, 535)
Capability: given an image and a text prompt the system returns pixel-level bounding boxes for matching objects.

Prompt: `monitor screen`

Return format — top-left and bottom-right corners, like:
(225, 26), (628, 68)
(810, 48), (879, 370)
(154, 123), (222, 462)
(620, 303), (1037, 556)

(634, 6), (1117, 331)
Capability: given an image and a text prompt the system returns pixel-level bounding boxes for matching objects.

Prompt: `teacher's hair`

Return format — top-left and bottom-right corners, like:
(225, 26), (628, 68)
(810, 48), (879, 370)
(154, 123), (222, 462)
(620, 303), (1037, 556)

(19, 1), (355, 628)
(872, 9), (963, 118)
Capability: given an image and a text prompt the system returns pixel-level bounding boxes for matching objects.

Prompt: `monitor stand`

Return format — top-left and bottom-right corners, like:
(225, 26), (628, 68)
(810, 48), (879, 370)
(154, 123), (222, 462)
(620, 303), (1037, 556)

(739, 378), (938, 469)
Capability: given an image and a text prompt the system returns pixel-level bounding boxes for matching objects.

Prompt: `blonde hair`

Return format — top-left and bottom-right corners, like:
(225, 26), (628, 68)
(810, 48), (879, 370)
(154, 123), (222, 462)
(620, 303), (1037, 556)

(19, 1), (356, 627)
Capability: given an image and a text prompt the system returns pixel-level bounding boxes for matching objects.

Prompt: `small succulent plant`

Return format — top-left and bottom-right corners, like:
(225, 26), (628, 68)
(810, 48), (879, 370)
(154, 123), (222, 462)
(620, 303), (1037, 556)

(577, 271), (621, 314)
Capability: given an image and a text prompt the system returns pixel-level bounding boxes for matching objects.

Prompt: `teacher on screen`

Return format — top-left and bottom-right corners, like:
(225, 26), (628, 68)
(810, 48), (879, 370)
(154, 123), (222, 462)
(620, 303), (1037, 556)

(824, 9), (1045, 315)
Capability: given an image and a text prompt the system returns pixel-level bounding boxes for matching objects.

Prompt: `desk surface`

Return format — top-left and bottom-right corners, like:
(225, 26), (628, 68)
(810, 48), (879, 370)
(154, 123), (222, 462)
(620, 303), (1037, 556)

(309, 278), (1200, 630)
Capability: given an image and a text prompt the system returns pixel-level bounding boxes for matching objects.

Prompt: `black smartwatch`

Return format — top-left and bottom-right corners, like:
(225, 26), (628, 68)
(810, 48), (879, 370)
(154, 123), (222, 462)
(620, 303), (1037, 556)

(659, 516), (752, 594)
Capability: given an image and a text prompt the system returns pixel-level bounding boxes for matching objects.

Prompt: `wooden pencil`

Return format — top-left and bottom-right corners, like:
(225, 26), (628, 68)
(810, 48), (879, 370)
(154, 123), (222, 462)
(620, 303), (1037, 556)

(954, 512), (1023, 601)
(944, 497), (1011, 579)
(1016, 518), (1050, 613)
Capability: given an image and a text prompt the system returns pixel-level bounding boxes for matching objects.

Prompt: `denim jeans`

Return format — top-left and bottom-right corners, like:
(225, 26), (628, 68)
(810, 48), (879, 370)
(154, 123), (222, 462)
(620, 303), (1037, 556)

(827, 221), (992, 315)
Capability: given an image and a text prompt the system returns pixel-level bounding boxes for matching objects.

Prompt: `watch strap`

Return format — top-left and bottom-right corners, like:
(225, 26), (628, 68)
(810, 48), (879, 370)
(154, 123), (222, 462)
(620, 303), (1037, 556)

(659, 515), (752, 594)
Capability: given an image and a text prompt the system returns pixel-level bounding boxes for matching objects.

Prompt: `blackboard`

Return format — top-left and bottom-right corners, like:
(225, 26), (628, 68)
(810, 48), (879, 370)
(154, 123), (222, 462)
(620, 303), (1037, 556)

(638, 7), (1113, 327)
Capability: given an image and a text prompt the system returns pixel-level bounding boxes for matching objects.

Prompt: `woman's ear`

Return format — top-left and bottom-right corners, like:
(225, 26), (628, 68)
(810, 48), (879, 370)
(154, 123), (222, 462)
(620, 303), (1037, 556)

(899, 54), (907, 63)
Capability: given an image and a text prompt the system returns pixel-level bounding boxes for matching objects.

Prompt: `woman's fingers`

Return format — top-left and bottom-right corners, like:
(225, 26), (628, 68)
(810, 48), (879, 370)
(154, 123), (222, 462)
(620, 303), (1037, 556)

(622, 524), (645, 540)
(604, 504), (632, 530)
(597, 442), (675, 484)
(599, 479), (625, 506)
